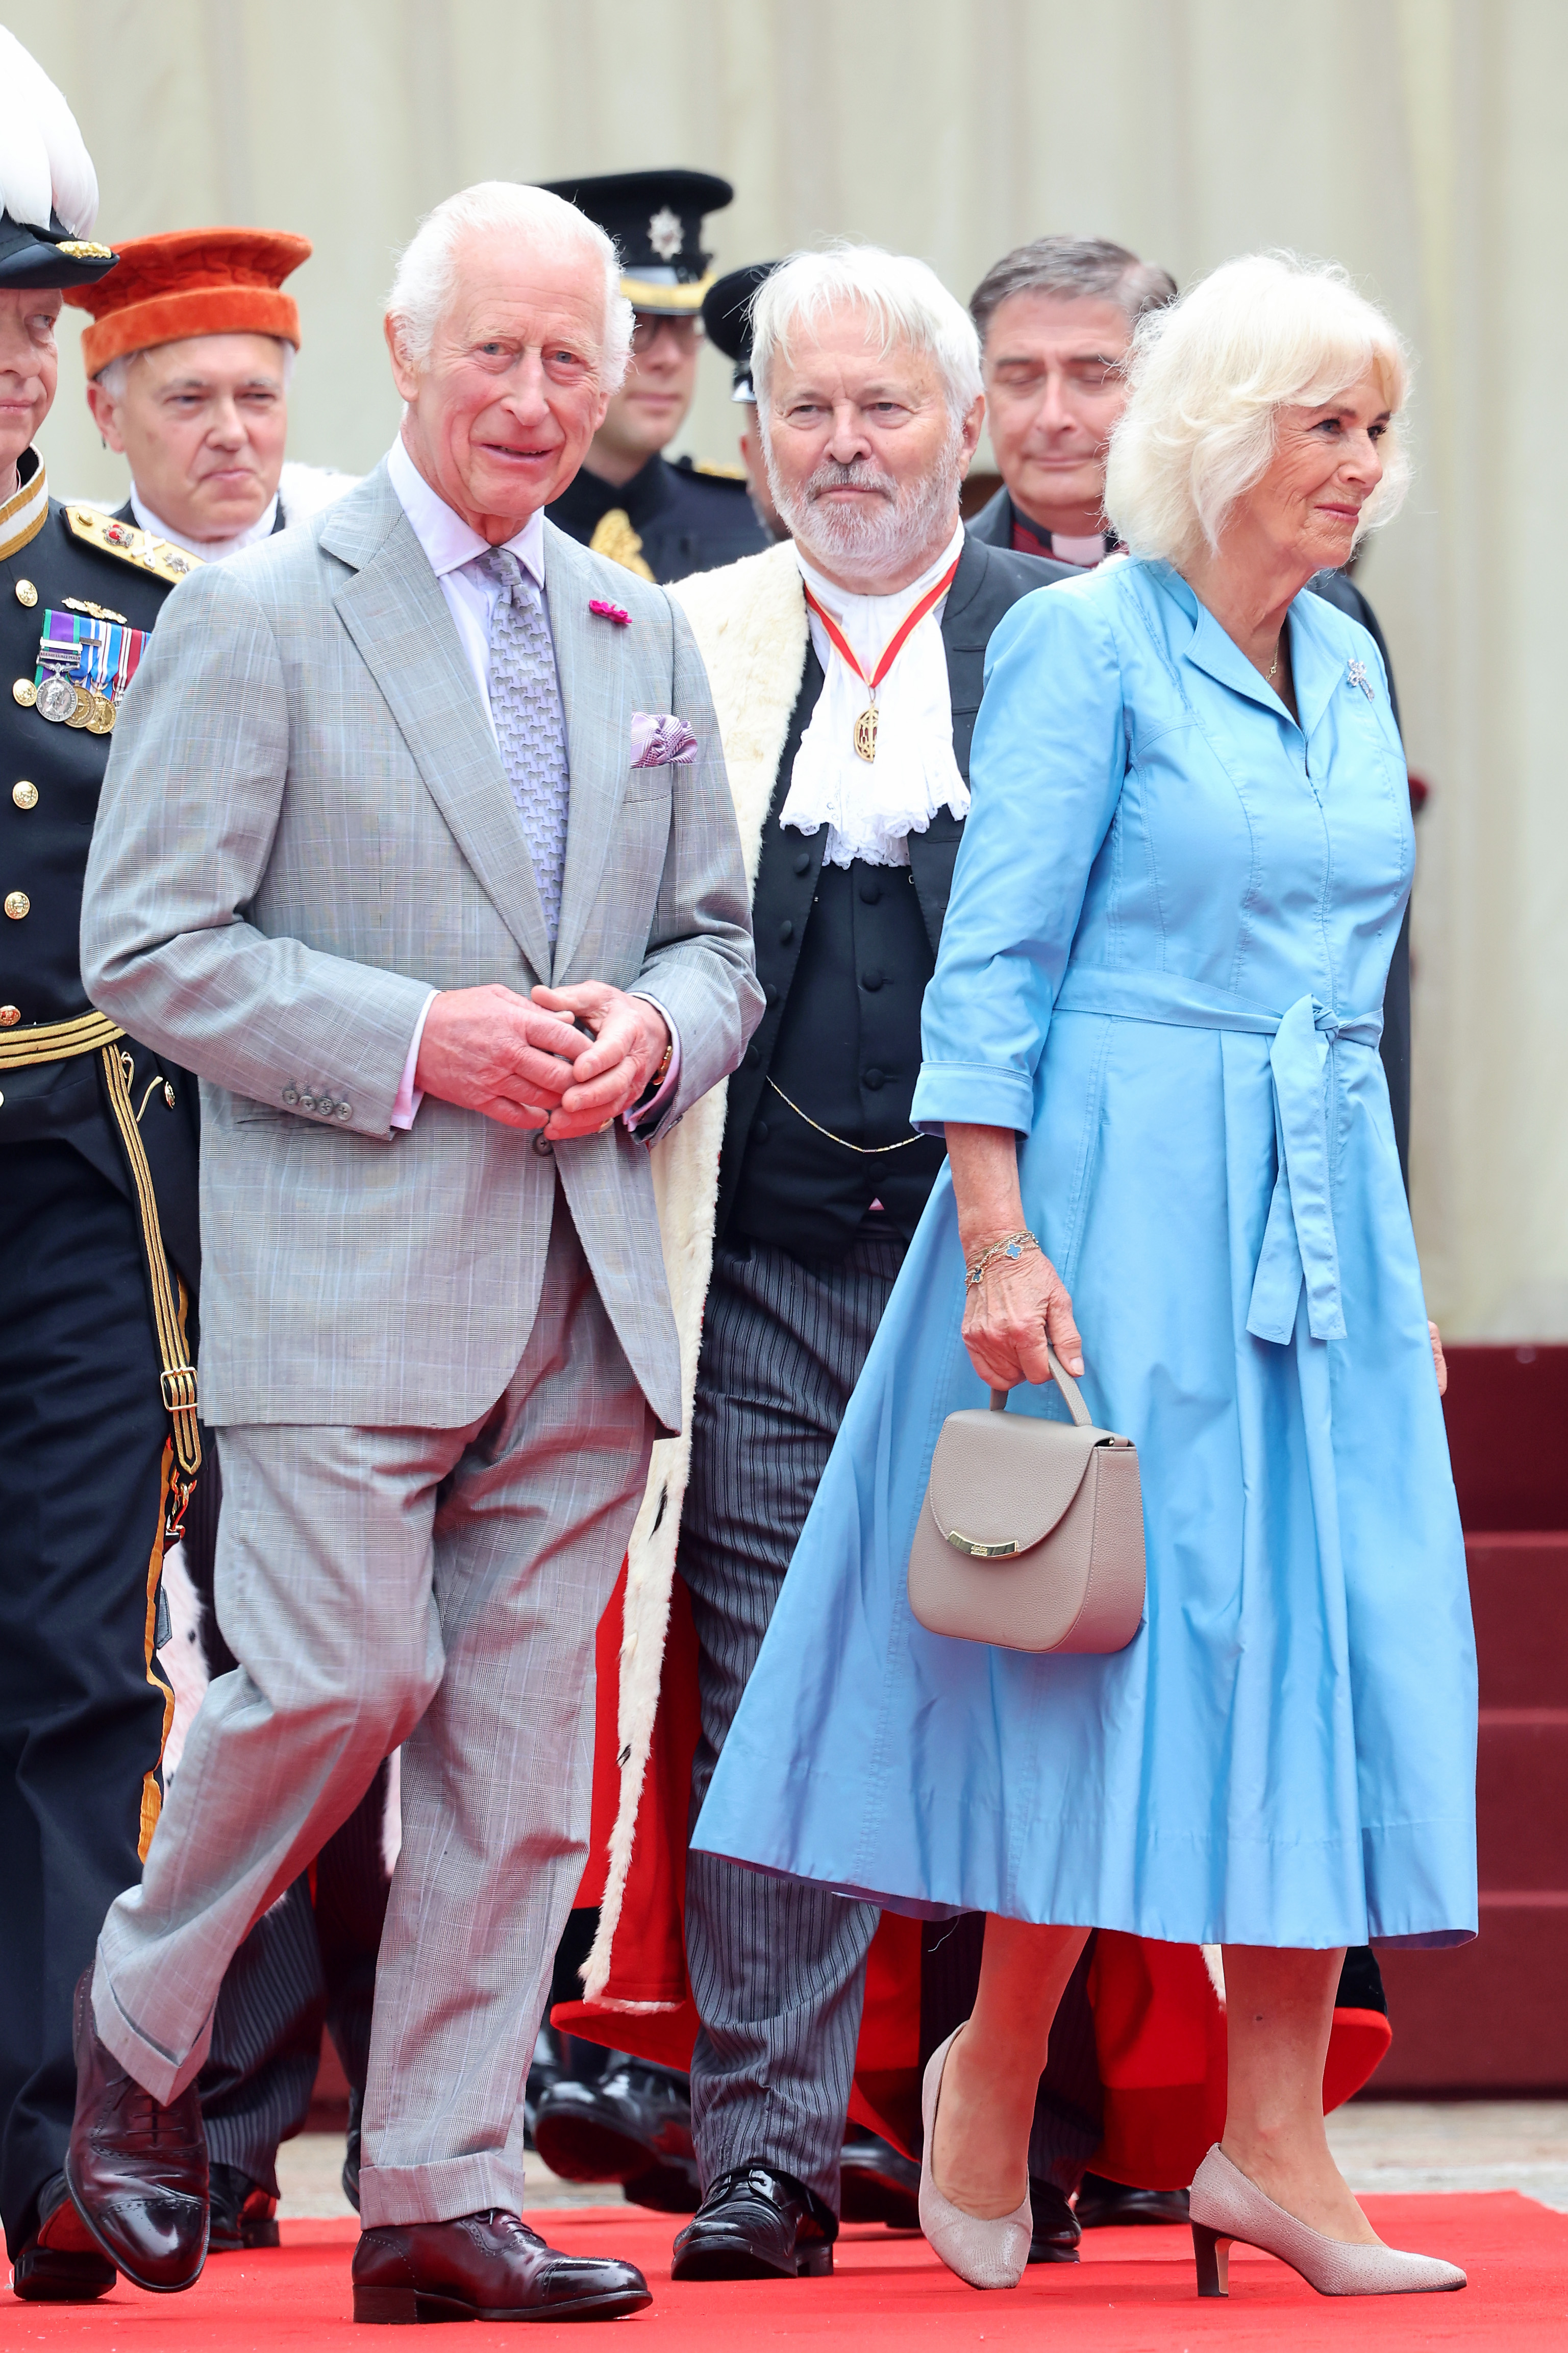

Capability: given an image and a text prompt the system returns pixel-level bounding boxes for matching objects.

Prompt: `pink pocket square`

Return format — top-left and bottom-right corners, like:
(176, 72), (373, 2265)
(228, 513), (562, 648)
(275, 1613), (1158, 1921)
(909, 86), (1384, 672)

(631, 712), (699, 768)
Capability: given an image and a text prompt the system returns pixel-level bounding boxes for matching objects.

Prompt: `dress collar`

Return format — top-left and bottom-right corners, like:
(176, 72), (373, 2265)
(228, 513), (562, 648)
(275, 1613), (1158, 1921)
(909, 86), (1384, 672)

(386, 432), (544, 587)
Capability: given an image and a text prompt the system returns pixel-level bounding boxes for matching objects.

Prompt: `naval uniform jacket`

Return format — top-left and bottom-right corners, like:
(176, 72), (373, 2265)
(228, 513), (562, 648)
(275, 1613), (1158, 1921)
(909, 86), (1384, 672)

(967, 482), (1414, 1181)
(1, 458), (200, 1291)
(547, 450), (770, 583)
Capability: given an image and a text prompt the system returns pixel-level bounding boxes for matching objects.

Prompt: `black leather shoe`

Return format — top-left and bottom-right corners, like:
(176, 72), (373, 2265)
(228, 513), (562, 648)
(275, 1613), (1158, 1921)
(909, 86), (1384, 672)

(623, 2159), (702, 2213)
(1075, 2170), (1191, 2227)
(342, 2085), (363, 2213)
(534, 2058), (698, 2196)
(11, 2173), (117, 2302)
(670, 2163), (834, 2281)
(352, 2210), (651, 2323)
(838, 2128), (919, 2228)
(1027, 2174), (1082, 2263)
(207, 2162), (280, 2251)
(63, 1968), (209, 2294)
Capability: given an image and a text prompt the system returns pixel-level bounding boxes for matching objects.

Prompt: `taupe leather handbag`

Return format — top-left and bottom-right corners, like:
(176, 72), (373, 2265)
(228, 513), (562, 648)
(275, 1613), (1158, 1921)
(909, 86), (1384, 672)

(908, 1350), (1146, 1653)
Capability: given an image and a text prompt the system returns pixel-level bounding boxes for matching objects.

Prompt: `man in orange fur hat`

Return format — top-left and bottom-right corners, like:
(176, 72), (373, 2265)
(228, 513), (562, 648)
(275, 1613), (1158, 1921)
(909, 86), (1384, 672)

(67, 228), (352, 562)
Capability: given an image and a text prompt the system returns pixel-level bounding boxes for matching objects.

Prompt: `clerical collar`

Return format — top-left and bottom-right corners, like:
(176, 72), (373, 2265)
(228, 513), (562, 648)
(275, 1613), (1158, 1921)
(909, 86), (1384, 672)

(1008, 496), (1116, 568)
(0, 447), (49, 561)
(130, 485), (280, 565)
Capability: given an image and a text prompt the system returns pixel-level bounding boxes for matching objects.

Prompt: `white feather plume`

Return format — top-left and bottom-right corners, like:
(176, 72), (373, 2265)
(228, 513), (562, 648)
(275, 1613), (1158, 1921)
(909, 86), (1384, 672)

(0, 30), (97, 236)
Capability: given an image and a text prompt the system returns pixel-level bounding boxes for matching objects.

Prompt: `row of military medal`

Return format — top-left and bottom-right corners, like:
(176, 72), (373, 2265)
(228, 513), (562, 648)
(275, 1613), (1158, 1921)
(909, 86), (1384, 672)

(13, 601), (150, 736)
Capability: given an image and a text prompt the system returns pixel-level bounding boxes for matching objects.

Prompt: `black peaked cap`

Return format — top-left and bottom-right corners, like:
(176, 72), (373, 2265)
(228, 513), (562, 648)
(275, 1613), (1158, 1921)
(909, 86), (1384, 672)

(538, 168), (733, 313)
(701, 260), (780, 399)
(0, 207), (116, 290)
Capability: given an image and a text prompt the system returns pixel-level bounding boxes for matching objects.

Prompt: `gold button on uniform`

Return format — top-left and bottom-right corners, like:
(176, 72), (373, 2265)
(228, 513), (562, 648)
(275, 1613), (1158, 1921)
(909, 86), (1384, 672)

(14, 579), (36, 607)
(0, 1004), (19, 1026)
(12, 679), (36, 707)
(12, 781), (37, 809)
(5, 891), (30, 919)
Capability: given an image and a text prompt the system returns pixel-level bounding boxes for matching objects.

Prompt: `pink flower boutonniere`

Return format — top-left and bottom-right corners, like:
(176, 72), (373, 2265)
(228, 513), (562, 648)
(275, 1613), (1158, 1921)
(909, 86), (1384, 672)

(590, 598), (631, 625)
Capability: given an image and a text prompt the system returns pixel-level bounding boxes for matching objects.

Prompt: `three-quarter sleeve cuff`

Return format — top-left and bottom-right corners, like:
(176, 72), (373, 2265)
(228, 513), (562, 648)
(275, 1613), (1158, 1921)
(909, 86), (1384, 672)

(911, 1059), (1035, 1136)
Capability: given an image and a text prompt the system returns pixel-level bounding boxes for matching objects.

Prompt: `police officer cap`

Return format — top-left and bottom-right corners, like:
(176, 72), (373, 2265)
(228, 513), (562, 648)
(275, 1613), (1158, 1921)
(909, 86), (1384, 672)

(0, 30), (116, 290)
(538, 168), (733, 315)
(702, 261), (780, 403)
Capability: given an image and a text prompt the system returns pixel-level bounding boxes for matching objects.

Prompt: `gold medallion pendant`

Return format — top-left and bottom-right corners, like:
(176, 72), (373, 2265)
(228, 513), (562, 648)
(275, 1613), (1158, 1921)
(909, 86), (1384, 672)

(853, 702), (879, 764)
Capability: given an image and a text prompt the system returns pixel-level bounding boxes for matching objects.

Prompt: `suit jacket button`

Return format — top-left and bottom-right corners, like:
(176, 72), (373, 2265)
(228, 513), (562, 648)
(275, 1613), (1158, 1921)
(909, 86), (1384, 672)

(778, 919), (793, 944)
(764, 982), (779, 1004)
(299, 1090), (317, 1111)
(859, 876), (881, 903)
(860, 967), (883, 991)
(12, 780), (37, 809)
(4, 891), (29, 919)
(282, 1086), (300, 1105)
(793, 851), (811, 875)
(864, 1067), (885, 1090)
(334, 1100), (352, 1121)
(0, 1004), (18, 1027)
(744, 1044), (760, 1069)
(753, 1119), (769, 1144)
(532, 1130), (554, 1157)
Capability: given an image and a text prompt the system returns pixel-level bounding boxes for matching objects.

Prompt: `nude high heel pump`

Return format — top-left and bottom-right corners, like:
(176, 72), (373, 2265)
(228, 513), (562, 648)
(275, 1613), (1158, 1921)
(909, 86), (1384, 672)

(916, 2027), (1033, 2290)
(1189, 2145), (1466, 2298)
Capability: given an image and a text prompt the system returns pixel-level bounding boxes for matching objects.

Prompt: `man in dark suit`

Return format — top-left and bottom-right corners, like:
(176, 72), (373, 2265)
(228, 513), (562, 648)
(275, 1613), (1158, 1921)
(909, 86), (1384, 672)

(965, 233), (1413, 1180)
(548, 245), (1076, 2282)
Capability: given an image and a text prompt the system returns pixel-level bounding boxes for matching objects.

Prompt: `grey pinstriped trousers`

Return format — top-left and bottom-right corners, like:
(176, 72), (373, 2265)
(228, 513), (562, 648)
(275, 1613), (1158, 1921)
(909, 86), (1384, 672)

(681, 1224), (904, 2214)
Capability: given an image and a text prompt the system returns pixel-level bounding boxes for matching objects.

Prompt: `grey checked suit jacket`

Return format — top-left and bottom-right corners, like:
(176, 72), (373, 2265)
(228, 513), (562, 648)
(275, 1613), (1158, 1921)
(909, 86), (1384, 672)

(81, 462), (762, 1433)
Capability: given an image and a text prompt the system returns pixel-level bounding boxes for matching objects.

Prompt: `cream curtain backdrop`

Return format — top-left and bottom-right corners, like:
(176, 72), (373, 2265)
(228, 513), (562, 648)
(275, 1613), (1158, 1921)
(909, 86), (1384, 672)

(8, 0), (1564, 1337)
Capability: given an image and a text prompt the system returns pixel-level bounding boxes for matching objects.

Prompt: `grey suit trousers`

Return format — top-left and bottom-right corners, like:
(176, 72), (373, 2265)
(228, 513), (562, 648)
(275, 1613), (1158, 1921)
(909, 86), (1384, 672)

(681, 1226), (902, 2213)
(95, 1186), (654, 2228)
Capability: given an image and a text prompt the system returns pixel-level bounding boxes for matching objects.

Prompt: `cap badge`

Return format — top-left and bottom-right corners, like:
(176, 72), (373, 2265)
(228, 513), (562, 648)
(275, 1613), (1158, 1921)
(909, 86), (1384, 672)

(648, 206), (684, 262)
(56, 240), (113, 261)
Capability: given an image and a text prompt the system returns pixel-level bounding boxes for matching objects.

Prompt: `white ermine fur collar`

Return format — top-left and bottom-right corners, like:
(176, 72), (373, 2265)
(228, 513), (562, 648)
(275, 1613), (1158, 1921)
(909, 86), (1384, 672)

(582, 538), (808, 2001)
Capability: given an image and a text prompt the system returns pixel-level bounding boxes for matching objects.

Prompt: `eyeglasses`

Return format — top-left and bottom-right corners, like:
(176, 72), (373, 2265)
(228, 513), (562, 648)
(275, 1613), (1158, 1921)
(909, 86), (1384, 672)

(630, 313), (705, 356)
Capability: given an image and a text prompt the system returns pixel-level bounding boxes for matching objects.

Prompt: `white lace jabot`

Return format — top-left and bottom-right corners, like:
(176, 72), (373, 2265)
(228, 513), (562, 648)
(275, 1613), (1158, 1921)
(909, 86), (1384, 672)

(782, 523), (968, 868)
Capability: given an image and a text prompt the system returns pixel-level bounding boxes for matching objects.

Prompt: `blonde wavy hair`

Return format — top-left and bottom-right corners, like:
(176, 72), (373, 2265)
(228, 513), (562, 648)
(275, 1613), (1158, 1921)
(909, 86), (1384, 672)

(1104, 252), (1411, 562)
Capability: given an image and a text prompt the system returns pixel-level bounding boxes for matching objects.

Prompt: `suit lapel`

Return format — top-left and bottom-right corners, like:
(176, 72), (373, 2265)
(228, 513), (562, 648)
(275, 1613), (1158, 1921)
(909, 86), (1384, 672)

(544, 521), (631, 979)
(327, 471), (554, 980)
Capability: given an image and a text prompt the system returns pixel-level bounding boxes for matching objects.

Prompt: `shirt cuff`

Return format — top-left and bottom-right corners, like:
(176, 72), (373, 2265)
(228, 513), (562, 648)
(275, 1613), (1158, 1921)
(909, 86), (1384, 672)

(390, 990), (439, 1131)
(625, 995), (681, 1131)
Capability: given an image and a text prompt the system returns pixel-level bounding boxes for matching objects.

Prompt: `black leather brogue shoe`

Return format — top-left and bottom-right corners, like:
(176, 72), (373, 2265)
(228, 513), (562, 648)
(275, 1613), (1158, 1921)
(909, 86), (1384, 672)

(351, 2211), (651, 2324)
(207, 2162), (280, 2251)
(1075, 2169), (1191, 2227)
(1027, 2174), (1083, 2263)
(534, 2057), (698, 2203)
(63, 1968), (209, 2293)
(838, 2127), (920, 2228)
(670, 2162), (834, 2281)
(10, 2173), (117, 2303)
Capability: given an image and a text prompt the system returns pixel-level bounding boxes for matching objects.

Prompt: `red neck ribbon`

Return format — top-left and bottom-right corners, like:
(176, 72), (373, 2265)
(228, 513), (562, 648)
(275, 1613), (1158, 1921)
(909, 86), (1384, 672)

(802, 555), (961, 700)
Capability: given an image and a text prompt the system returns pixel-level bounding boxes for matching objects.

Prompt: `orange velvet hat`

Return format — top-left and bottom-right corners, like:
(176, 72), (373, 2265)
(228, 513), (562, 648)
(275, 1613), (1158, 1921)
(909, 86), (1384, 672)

(64, 227), (312, 373)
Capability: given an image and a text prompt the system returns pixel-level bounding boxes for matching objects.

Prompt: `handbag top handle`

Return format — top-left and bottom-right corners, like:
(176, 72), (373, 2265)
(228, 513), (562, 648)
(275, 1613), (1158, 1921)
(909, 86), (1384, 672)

(989, 1347), (1092, 1428)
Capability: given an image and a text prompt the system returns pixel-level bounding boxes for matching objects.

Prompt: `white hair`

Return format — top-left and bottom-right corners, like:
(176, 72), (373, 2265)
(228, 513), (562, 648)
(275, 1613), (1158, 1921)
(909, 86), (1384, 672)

(750, 242), (983, 421)
(1105, 252), (1411, 563)
(93, 339), (297, 399)
(387, 180), (631, 390)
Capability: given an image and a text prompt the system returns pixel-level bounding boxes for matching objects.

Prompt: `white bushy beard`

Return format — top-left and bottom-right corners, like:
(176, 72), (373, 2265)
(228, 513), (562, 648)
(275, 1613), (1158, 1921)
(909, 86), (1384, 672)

(767, 415), (965, 579)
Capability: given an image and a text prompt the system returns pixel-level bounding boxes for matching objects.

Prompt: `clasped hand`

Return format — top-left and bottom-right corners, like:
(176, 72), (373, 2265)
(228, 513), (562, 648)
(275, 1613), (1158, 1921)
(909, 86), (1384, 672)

(413, 981), (669, 1140)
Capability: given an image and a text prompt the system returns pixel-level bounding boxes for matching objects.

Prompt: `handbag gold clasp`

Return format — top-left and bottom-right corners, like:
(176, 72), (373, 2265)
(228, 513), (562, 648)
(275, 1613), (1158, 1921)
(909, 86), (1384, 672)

(945, 1530), (1020, 1558)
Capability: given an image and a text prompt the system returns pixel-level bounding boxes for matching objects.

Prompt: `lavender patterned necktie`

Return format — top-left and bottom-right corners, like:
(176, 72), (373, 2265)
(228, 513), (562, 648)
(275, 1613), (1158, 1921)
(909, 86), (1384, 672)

(476, 544), (570, 950)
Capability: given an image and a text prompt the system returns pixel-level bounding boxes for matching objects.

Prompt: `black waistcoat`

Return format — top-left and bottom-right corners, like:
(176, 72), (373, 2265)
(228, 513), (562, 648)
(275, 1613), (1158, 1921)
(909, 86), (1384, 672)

(717, 534), (1069, 1260)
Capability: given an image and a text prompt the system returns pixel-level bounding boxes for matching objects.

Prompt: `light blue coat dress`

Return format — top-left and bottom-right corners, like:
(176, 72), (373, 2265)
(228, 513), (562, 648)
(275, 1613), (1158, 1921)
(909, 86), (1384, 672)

(693, 557), (1477, 1951)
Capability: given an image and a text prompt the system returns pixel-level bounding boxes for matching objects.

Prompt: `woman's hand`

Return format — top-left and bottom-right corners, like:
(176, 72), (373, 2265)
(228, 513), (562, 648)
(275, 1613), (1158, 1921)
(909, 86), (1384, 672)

(946, 1121), (1084, 1395)
(1429, 1320), (1447, 1398)
(962, 1241), (1083, 1392)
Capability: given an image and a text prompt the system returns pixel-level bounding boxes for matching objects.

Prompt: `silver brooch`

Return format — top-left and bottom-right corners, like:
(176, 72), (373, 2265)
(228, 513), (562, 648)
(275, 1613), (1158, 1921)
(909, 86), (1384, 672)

(1347, 657), (1375, 702)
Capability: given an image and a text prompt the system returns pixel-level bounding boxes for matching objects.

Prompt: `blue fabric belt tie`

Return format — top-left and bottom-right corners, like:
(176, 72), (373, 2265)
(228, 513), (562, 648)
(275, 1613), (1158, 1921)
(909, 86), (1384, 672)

(1053, 969), (1384, 1346)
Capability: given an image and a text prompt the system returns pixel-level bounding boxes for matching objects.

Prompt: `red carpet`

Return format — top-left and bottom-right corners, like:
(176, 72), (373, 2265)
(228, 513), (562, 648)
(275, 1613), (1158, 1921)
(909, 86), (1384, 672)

(4, 2196), (1564, 2349)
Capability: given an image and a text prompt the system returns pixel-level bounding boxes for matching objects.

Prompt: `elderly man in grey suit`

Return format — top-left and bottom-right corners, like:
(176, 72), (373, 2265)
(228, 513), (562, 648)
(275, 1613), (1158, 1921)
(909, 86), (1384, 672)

(65, 179), (760, 2326)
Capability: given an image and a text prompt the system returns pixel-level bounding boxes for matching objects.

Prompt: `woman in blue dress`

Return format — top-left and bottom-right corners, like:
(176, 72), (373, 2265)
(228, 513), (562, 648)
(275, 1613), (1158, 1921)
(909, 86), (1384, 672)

(693, 255), (1475, 2301)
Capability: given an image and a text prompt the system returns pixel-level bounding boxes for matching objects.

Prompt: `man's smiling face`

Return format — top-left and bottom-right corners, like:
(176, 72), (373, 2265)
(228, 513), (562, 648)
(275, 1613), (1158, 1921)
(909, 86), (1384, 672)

(387, 232), (613, 540)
